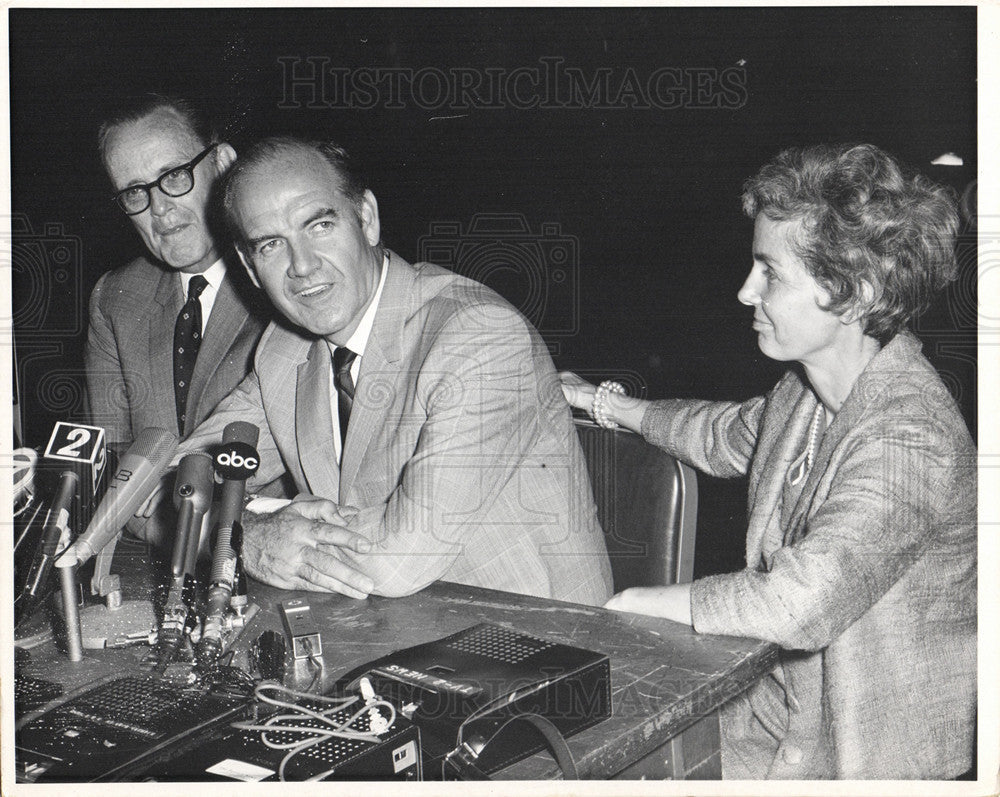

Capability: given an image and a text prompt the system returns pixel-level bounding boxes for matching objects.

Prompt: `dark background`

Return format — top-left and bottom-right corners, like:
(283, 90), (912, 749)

(9, 7), (977, 578)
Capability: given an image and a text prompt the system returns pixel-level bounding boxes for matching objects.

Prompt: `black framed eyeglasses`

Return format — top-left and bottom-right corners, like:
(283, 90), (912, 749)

(112, 143), (218, 215)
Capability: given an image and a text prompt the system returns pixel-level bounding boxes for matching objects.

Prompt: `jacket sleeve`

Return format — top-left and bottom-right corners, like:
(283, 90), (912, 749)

(83, 274), (133, 445)
(177, 366), (285, 489)
(640, 393), (766, 478)
(334, 302), (566, 597)
(689, 415), (975, 651)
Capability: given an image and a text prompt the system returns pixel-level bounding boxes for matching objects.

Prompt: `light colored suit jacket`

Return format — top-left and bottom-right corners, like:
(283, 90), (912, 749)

(85, 254), (269, 444)
(641, 332), (976, 779)
(183, 253), (613, 605)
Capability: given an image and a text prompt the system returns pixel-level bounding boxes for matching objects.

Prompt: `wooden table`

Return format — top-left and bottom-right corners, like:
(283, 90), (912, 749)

(16, 575), (776, 781)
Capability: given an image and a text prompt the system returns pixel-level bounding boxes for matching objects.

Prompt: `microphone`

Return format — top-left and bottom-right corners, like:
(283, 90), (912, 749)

(45, 428), (176, 653)
(215, 421), (261, 536)
(198, 422), (260, 668)
(15, 469), (79, 628)
(155, 452), (214, 672)
(173, 452), (216, 582)
(15, 420), (106, 629)
(13, 447), (38, 511)
(40, 421), (108, 532)
(70, 427), (179, 567)
(14, 449), (46, 631)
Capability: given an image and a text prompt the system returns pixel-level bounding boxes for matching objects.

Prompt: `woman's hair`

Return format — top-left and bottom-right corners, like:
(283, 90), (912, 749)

(742, 143), (959, 342)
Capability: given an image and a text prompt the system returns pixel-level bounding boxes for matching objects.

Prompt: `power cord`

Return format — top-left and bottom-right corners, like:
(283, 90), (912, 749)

(302, 636), (325, 693)
(231, 681), (397, 781)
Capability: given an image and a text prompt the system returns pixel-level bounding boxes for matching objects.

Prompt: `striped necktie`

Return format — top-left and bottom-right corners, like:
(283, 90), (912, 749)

(333, 346), (358, 447)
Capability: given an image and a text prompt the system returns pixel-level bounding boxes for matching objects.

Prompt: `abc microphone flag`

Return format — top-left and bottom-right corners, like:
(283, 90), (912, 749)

(198, 422), (260, 667)
(215, 422), (261, 528)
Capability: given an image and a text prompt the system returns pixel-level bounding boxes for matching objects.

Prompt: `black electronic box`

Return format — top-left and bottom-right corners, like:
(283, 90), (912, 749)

(335, 623), (611, 777)
(16, 675), (250, 782)
(134, 696), (422, 782)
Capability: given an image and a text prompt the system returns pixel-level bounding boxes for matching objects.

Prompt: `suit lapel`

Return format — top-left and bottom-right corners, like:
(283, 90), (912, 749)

(747, 387), (818, 564)
(338, 253), (411, 498)
(186, 271), (249, 433)
(780, 340), (911, 546)
(149, 268), (184, 435)
(778, 393), (827, 544)
(295, 339), (340, 498)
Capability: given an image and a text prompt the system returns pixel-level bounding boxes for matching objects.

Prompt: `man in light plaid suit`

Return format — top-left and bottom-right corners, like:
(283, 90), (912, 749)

(176, 136), (612, 605)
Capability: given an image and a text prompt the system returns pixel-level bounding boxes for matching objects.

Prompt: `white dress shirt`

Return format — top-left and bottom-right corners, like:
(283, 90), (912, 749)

(327, 254), (389, 464)
(179, 257), (227, 335)
(246, 254), (388, 513)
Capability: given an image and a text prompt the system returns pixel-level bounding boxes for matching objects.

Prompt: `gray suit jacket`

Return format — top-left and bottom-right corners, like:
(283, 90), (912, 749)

(641, 333), (976, 779)
(183, 253), (613, 605)
(85, 254), (269, 444)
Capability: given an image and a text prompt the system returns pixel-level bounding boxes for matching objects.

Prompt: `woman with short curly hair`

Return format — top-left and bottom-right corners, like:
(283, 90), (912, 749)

(562, 143), (976, 779)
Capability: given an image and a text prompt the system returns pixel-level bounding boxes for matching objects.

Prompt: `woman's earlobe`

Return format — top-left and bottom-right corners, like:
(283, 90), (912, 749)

(842, 280), (877, 324)
(840, 302), (867, 325)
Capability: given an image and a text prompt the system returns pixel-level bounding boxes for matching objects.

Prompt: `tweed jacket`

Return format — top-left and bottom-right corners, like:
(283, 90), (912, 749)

(641, 332), (976, 779)
(84, 254), (269, 445)
(182, 252), (613, 605)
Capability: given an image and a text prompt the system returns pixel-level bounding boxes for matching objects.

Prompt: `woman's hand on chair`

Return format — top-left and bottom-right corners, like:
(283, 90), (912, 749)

(559, 371), (597, 414)
(560, 371), (650, 433)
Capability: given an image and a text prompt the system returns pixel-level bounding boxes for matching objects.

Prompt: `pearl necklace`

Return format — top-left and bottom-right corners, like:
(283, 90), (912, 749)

(788, 403), (826, 487)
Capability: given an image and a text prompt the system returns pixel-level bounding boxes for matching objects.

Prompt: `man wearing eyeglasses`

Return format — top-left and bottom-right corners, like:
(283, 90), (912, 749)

(85, 95), (269, 542)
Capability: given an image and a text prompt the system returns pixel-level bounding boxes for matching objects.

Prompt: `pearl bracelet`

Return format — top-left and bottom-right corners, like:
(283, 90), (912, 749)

(593, 380), (626, 429)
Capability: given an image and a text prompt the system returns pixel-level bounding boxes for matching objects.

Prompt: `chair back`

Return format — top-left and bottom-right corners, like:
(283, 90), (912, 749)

(575, 420), (697, 590)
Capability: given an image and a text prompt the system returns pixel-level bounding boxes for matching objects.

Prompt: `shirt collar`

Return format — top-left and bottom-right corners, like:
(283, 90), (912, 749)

(329, 252), (389, 359)
(179, 257), (226, 294)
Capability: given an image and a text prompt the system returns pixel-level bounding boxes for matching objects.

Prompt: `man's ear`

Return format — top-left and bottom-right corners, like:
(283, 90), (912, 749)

(213, 142), (237, 175)
(359, 189), (381, 247)
(234, 245), (262, 289)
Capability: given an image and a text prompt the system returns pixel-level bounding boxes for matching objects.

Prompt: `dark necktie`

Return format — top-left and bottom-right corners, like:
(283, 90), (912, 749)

(333, 346), (358, 448)
(173, 275), (208, 435)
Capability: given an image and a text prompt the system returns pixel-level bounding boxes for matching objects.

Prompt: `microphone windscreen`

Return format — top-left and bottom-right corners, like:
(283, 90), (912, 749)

(214, 424), (261, 530)
(222, 421), (260, 448)
(127, 426), (180, 464)
(72, 427), (179, 565)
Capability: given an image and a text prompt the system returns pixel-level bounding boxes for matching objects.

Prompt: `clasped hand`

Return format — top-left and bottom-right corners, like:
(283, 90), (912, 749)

(241, 495), (375, 598)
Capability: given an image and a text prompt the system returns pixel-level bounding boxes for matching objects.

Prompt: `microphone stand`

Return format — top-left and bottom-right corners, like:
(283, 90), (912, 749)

(56, 559), (84, 662)
(150, 453), (213, 675)
(196, 423), (260, 670)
